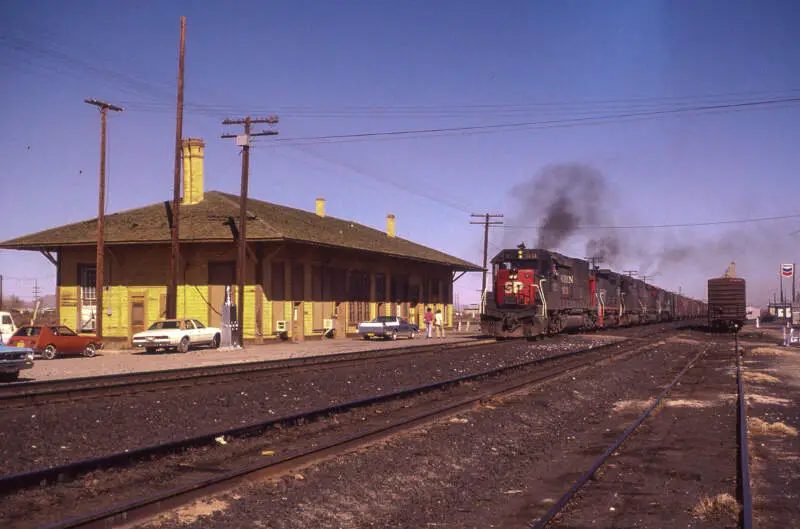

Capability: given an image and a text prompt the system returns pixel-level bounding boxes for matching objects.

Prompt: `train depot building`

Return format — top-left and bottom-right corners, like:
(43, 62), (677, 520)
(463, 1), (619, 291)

(0, 138), (481, 348)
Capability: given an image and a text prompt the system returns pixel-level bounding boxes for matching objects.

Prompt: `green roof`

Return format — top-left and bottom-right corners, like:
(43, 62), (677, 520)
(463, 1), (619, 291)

(0, 191), (481, 271)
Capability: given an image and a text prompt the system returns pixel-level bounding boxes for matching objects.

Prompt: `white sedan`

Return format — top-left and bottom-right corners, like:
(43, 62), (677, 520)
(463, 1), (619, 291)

(132, 319), (221, 354)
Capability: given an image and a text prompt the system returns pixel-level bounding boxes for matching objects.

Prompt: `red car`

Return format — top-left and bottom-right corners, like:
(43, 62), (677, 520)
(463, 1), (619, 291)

(9, 325), (103, 359)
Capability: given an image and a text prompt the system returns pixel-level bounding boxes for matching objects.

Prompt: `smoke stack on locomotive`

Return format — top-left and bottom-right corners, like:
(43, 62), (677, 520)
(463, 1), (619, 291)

(481, 247), (707, 339)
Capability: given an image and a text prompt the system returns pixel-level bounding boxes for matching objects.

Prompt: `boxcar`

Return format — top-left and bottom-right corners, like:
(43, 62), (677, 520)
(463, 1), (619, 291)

(707, 277), (746, 331)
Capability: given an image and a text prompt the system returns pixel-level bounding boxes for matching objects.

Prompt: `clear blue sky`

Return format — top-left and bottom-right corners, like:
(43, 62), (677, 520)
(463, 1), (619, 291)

(2, 1), (799, 307)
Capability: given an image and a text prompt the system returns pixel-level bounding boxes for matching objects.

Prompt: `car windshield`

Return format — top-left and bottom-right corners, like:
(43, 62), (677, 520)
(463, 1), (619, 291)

(148, 321), (181, 330)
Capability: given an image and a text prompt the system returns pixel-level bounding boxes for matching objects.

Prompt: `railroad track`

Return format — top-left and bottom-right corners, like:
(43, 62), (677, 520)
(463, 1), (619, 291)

(0, 333), (671, 529)
(531, 332), (754, 529)
(0, 320), (695, 409)
(0, 338), (497, 408)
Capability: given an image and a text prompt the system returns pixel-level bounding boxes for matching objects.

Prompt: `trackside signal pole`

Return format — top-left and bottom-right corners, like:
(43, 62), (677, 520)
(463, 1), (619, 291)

(470, 213), (504, 311)
(222, 116), (279, 347)
(85, 99), (123, 340)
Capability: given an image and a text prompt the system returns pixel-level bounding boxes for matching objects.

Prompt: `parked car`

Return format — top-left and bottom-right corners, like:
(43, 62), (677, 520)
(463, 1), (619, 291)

(0, 343), (35, 382)
(131, 319), (221, 353)
(0, 311), (17, 345)
(357, 315), (419, 340)
(9, 325), (103, 359)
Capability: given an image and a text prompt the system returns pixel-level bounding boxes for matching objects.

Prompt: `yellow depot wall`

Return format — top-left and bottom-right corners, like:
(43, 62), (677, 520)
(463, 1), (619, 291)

(56, 242), (463, 343)
(178, 284), (209, 322)
(147, 287), (167, 323)
(243, 286), (257, 338)
(58, 286), (78, 329)
(102, 285), (129, 337)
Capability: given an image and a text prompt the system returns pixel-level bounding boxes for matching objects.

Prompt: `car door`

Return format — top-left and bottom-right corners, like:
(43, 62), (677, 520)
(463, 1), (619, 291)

(183, 320), (198, 344)
(55, 326), (82, 353)
(192, 320), (211, 343)
(399, 318), (411, 337)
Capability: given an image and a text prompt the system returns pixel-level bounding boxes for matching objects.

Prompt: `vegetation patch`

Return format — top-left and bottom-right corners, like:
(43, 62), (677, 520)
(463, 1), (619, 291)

(612, 399), (654, 413)
(668, 336), (702, 344)
(749, 347), (789, 356)
(664, 399), (714, 409)
(748, 417), (798, 437)
(746, 394), (791, 406)
(689, 493), (739, 521)
(743, 371), (781, 384)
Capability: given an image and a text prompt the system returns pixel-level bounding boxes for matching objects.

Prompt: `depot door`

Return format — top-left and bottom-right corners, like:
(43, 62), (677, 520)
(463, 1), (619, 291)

(129, 294), (146, 343)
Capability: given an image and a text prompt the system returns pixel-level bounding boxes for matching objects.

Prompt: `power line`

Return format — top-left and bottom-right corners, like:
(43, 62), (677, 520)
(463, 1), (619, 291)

(501, 212), (800, 231)
(248, 96), (800, 145)
(275, 145), (478, 214)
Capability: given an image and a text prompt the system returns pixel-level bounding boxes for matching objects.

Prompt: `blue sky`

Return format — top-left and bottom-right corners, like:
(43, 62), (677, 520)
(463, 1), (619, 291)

(1, 1), (800, 308)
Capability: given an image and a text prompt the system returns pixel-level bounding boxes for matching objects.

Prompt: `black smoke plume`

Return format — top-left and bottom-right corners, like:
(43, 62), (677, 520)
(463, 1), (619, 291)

(506, 163), (624, 266)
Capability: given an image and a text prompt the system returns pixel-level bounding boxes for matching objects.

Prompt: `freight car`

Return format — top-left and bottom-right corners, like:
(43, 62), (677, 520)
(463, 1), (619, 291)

(707, 277), (746, 332)
(480, 246), (707, 340)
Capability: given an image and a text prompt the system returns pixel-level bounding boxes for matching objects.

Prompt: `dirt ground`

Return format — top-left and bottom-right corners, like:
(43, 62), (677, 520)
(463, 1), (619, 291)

(137, 327), (797, 529)
(739, 325), (800, 528)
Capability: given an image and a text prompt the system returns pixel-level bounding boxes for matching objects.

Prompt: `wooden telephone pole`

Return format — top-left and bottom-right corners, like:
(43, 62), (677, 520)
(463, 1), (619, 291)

(168, 15), (187, 320)
(85, 99), (123, 340)
(470, 213), (504, 308)
(222, 116), (279, 347)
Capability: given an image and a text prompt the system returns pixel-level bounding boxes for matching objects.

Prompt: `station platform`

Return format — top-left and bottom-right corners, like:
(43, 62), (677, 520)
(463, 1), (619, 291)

(20, 330), (488, 383)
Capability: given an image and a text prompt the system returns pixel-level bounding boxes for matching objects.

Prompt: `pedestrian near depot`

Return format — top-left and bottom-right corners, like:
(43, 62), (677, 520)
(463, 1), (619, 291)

(434, 309), (445, 338)
(424, 307), (434, 338)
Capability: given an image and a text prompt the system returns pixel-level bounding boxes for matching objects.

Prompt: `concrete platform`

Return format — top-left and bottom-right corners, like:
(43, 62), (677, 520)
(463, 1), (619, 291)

(19, 331), (487, 383)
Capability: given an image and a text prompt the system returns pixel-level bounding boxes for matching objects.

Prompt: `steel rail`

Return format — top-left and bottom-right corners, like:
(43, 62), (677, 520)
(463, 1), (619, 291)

(0, 338), (496, 407)
(35, 330), (661, 529)
(0, 320), (693, 407)
(532, 347), (708, 529)
(0, 336), (650, 496)
(736, 330), (753, 529)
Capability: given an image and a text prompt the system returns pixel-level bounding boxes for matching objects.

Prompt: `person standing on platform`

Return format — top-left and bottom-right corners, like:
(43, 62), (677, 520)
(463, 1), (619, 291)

(434, 309), (445, 338)
(424, 307), (434, 338)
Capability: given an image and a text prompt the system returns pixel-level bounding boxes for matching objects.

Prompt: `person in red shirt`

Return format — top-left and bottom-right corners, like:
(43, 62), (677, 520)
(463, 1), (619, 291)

(424, 307), (434, 338)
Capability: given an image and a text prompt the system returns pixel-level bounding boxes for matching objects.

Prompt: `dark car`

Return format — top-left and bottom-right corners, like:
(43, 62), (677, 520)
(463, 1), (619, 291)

(9, 325), (103, 359)
(356, 316), (419, 340)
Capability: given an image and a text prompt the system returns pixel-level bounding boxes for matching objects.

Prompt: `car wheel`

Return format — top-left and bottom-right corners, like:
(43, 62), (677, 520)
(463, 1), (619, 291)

(178, 336), (190, 354)
(43, 344), (57, 360)
(82, 343), (97, 358)
(409, 330), (417, 339)
(362, 335), (370, 340)
(145, 347), (157, 354)
(211, 333), (221, 349)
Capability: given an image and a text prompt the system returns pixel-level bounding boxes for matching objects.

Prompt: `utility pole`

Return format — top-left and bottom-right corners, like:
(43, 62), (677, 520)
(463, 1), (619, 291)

(32, 280), (41, 305)
(470, 213), (504, 310)
(222, 116), (279, 347)
(85, 99), (123, 340)
(168, 15), (187, 320)
(0, 274), (3, 310)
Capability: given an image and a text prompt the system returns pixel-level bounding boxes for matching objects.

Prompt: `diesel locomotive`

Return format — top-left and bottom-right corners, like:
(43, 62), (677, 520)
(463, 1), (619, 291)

(480, 246), (707, 339)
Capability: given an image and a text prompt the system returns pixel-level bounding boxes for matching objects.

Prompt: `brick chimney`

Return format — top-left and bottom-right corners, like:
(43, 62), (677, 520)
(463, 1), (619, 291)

(181, 138), (205, 205)
(387, 214), (396, 238)
(316, 197), (325, 217)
